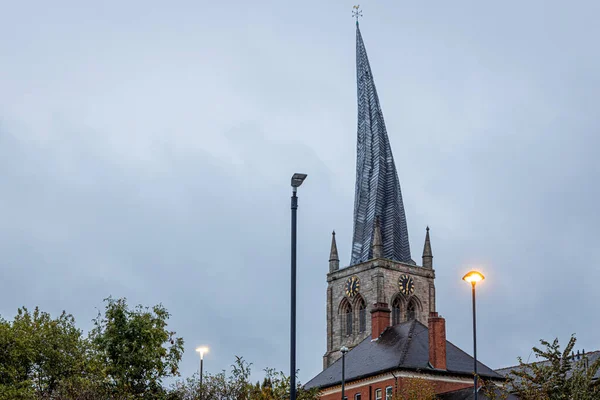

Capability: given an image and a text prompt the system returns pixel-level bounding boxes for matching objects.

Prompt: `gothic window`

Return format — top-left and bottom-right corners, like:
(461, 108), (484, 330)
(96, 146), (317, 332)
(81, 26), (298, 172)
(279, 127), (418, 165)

(392, 297), (402, 326)
(407, 300), (416, 321)
(358, 298), (366, 333)
(340, 299), (353, 336)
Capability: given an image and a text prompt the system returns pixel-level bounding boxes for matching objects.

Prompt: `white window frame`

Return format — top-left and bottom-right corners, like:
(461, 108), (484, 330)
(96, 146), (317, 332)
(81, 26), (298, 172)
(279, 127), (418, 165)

(385, 386), (393, 400)
(375, 388), (382, 400)
(355, 394), (361, 400)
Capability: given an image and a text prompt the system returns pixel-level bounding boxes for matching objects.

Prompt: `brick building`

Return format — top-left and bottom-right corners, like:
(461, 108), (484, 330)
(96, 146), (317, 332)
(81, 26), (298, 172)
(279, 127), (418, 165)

(306, 15), (509, 399)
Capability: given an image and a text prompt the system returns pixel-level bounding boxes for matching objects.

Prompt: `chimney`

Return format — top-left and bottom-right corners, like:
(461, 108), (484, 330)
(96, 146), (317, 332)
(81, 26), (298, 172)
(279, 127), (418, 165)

(370, 302), (391, 340)
(428, 312), (447, 370)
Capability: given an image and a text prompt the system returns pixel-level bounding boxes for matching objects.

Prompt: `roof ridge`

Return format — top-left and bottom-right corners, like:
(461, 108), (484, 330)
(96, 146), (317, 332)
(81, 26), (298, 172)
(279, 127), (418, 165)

(444, 338), (501, 378)
(495, 349), (600, 373)
(398, 319), (417, 366)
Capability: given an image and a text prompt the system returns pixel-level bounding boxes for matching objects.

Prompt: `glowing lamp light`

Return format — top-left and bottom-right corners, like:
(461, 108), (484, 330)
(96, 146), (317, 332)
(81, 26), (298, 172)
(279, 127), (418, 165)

(196, 346), (209, 360)
(462, 271), (485, 284)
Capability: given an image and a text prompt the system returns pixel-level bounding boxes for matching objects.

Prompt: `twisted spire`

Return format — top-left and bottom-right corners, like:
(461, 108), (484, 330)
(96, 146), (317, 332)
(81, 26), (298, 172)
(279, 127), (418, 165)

(350, 23), (414, 265)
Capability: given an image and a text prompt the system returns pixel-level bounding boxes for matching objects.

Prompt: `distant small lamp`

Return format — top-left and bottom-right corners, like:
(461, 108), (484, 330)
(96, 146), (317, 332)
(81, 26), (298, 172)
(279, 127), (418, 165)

(196, 346), (209, 398)
(341, 346), (349, 400)
(462, 271), (485, 400)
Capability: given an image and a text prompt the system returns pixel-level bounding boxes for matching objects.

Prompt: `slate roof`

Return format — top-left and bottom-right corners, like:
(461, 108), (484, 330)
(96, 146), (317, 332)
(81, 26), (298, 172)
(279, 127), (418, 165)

(495, 350), (600, 383)
(438, 386), (519, 400)
(304, 320), (502, 390)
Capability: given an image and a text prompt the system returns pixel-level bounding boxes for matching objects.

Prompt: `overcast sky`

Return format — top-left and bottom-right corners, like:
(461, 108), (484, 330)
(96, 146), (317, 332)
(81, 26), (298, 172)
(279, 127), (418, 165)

(1, 0), (600, 385)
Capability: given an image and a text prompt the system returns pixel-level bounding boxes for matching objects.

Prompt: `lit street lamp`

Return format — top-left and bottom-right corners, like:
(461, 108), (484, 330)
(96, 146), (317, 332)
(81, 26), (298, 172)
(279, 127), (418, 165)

(196, 346), (209, 399)
(340, 346), (349, 400)
(290, 173), (307, 400)
(462, 271), (485, 400)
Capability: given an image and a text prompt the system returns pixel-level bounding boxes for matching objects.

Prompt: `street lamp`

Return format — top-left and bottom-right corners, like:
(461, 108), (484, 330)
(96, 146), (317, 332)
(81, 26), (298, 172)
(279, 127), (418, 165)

(462, 271), (485, 400)
(340, 346), (349, 400)
(290, 173), (307, 400)
(196, 346), (209, 398)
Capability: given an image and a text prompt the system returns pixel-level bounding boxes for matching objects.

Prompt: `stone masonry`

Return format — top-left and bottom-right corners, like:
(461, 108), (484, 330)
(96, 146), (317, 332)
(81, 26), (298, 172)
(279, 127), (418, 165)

(323, 243), (436, 369)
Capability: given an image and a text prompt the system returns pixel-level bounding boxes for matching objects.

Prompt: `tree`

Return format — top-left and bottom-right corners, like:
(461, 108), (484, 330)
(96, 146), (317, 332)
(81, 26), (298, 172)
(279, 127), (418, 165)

(509, 334), (600, 400)
(168, 356), (319, 400)
(90, 297), (184, 398)
(0, 307), (89, 400)
(395, 378), (436, 400)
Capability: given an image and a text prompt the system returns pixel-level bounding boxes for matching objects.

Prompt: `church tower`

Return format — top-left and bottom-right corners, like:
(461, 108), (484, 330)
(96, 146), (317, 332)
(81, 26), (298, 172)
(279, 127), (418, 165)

(323, 21), (436, 369)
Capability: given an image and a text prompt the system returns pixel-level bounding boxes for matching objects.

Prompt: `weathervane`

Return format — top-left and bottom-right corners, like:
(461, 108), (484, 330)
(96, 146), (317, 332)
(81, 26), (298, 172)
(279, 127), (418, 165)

(352, 5), (363, 23)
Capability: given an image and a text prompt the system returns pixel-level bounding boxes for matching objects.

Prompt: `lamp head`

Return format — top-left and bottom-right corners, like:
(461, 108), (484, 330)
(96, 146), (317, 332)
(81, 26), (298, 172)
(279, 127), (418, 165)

(340, 346), (349, 354)
(291, 173), (307, 188)
(462, 270), (485, 285)
(196, 346), (209, 359)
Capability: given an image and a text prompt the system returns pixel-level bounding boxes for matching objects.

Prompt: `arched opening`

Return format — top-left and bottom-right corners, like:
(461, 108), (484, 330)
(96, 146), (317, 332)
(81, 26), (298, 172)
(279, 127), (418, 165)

(407, 300), (416, 321)
(339, 299), (353, 336)
(357, 297), (367, 333)
(391, 296), (403, 326)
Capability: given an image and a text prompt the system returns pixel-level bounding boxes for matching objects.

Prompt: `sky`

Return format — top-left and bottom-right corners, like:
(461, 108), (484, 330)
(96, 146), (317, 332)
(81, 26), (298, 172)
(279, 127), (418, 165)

(1, 0), (600, 386)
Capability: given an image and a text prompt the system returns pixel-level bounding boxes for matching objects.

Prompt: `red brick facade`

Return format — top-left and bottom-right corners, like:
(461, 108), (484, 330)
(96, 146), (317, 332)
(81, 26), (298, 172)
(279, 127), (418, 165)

(370, 303), (391, 340)
(428, 312), (447, 370)
(319, 373), (473, 400)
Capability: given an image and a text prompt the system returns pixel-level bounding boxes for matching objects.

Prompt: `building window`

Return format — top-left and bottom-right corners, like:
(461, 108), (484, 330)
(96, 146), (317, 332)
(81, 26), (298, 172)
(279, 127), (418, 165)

(358, 299), (366, 333)
(355, 394), (361, 400)
(392, 297), (402, 325)
(340, 299), (353, 336)
(346, 311), (353, 336)
(385, 386), (393, 400)
(375, 388), (382, 400)
(407, 300), (416, 321)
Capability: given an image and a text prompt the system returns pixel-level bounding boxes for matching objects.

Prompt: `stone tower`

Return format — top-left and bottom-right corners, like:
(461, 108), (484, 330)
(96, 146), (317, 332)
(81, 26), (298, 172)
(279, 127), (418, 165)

(323, 22), (436, 369)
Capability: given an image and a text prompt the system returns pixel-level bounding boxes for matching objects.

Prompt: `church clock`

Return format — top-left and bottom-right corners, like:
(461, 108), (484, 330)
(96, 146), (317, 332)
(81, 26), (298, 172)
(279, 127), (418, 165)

(345, 276), (360, 297)
(398, 274), (414, 295)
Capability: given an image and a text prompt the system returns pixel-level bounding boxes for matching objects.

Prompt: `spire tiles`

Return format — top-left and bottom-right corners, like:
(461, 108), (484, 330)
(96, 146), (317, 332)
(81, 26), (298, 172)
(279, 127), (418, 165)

(349, 20), (414, 266)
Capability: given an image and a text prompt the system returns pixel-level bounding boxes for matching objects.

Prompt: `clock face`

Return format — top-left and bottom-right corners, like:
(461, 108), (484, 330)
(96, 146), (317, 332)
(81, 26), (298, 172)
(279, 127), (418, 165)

(345, 276), (360, 297)
(398, 274), (415, 296)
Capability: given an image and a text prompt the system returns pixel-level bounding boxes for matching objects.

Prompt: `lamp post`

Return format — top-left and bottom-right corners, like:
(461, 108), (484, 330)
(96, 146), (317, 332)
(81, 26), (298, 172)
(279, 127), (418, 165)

(195, 346), (209, 399)
(340, 346), (349, 400)
(290, 173), (307, 400)
(462, 271), (485, 400)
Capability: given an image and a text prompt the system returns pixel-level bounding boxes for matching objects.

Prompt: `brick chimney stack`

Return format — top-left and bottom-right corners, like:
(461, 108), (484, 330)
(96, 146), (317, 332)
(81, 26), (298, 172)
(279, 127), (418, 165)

(370, 302), (391, 340)
(428, 312), (447, 370)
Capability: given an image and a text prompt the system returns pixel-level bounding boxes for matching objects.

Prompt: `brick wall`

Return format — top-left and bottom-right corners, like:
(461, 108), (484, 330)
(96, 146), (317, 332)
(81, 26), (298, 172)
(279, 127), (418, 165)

(318, 372), (473, 400)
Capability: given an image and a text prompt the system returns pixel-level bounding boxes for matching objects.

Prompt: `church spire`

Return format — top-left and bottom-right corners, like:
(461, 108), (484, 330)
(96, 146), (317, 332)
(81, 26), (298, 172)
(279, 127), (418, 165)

(350, 22), (414, 265)
(422, 226), (433, 269)
(329, 231), (340, 272)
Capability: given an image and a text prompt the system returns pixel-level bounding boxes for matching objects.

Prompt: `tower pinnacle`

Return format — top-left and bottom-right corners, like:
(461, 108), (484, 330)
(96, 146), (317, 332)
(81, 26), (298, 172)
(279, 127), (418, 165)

(372, 216), (383, 259)
(422, 226), (433, 269)
(350, 23), (414, 266)
(329, 231), (340, 272)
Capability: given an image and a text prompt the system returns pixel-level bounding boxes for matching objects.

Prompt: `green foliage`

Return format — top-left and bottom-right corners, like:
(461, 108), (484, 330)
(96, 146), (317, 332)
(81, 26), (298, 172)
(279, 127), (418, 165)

(169, 356), (319, 400)
(395, 378), (436, 400)
(509, 334), (600, 400)
(90, 297), (185, 398)
(0, 299), (318, 400)
(0, 307), (88, 399)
